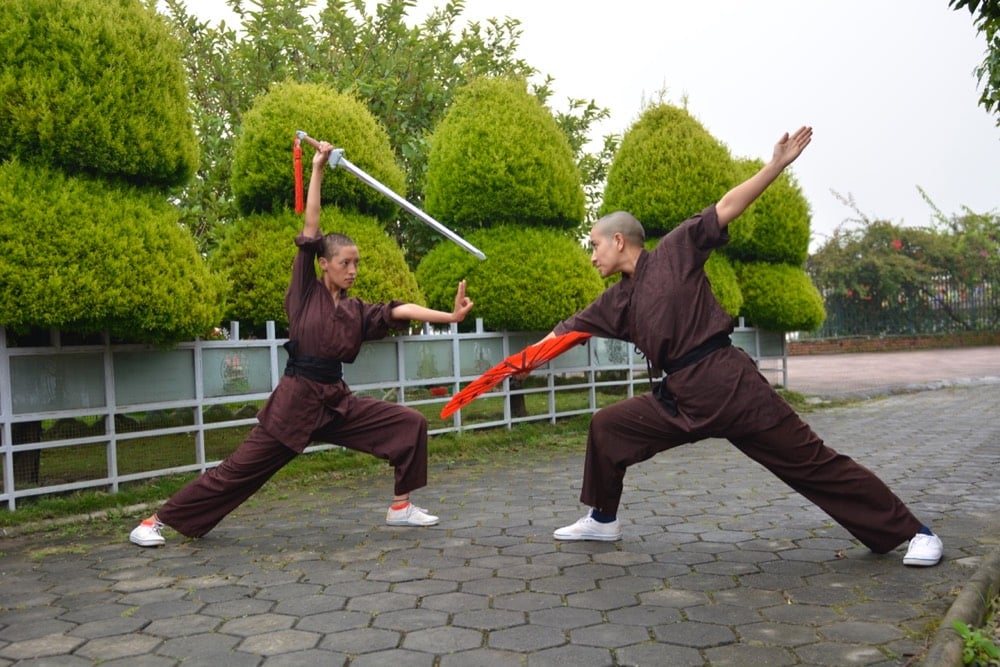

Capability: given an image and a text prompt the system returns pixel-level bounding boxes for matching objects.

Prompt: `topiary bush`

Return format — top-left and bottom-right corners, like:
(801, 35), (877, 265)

(0, 160), (224, 344)
(424, 77), (585, 233)
(724, 158), (811, 266)
(231, 81), (406, 220)
(210, 207), (425, 330)
(601, 104), (736, 237)
(735, 261), (825, 332)
(417, 227), (604, 332)
(705, 253), (744, 318)
(0, 0), (198, 187)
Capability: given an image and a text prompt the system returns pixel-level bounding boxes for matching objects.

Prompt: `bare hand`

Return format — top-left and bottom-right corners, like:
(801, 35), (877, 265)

(452, 280), (474, 322)
(772, 126), (812, 170)
(312, 141), (335, 168)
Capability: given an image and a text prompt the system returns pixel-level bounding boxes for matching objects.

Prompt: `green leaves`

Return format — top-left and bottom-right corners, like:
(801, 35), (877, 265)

(230, 82), (405, 220)
(601, 104), (735, 237)
(0, 0), (198, 187)
(424, 77), (586, 233)
(0, 161), (223, 344)
(417, 227), (604, 332)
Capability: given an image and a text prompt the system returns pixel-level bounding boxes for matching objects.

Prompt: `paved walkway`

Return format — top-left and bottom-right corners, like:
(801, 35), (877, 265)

(1, 348), (998, 666)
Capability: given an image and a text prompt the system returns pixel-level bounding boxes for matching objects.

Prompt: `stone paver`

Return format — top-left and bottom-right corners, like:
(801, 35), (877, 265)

(0, 348), (998, 665)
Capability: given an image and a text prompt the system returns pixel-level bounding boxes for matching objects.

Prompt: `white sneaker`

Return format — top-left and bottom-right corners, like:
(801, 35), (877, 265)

(553, 512), (622, 542)
(902, 532), (943, 566)
(129, 521), (165, 547)
(386, 503), (439, 527)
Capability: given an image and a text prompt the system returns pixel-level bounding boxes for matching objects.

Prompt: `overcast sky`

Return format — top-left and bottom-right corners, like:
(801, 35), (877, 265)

(187, 1), (1000, 252)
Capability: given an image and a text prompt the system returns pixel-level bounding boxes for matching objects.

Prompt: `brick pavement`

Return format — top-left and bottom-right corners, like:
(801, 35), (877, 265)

(0, 349), (998, 666)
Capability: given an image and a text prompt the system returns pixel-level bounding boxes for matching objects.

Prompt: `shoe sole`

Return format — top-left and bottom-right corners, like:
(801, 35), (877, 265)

(129, 537), (164, 547)
(386, 519), (440, 527)
(553, 532), (622, 542)
(902, 557), (940, 567)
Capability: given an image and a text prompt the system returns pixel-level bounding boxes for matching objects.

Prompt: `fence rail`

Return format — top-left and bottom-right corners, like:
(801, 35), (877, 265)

(0, 320), (784, 511)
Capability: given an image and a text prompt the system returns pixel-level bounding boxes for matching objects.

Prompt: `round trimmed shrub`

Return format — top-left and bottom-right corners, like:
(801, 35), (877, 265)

(0, 160), (223, 344)
(416, 227), (604, 332)
(705, 253), (744, 317)
(601, 104), (736, 237)
(424, 77), (585, 232)
(0, 0), (197, 187)
(735, 261), (825, 332)
(210, 207), (424, 330)
(231, 82), (405, 219)
(724, 158), (811, 266)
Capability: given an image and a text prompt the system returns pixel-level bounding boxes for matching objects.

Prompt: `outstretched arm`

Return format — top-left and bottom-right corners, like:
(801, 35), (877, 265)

(303, 141), (335, 238)
(716, 126), (812, 229)
(392, 280), (474, 324)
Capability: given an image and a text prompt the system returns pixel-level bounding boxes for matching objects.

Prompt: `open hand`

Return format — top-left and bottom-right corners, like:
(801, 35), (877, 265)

(452, 280), (474, 322)
(772, 126), (812, 170)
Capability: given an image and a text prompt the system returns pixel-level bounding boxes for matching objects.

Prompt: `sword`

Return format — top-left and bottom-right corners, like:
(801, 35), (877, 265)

(295, 130), (486, 260)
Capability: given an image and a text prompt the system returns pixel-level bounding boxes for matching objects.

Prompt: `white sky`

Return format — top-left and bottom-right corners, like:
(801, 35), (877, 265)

(185, 1), (1000, 252)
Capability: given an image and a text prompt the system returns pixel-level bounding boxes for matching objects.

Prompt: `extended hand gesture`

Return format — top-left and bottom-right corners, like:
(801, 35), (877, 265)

(772, 126), (812, 170)
(452, 280), (474, 323)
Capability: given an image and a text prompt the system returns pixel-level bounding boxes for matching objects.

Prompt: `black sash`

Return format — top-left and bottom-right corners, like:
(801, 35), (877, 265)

(283, 340), (343, 384)
(654, 333), (733, 416)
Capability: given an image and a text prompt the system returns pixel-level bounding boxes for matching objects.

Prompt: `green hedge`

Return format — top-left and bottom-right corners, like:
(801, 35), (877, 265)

(0, 0), (197, 187)
(735, 261), (825, 332)
(417, 227), (603, 331)
(424, 77), (585, 232)
(231, 82), (406, 220)
(724, 158), (811, 266)
(601, 104), (735, 237)
(210, 207), (424, 330)
(0, 161), (223, 344)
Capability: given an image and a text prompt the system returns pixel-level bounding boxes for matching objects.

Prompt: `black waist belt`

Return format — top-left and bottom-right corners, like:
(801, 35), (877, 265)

(662, 333), (732, 374)
(283, 340), (343, 384)
(654, 333), (732, 417)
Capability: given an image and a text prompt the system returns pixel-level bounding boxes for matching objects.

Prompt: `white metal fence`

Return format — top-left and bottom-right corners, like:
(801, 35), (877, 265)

(0, 319), (784, 510)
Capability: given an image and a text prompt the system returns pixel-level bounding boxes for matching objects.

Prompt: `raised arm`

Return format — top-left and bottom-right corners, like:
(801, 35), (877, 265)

(303, 141), (335, 237)
(391, 280), (474, 324)
(716, 126), (812, 229)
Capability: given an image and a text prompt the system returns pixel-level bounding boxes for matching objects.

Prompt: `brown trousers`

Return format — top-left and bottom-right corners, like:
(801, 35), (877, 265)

(158, 396), (428, 537)
(580, 393), (923, 554)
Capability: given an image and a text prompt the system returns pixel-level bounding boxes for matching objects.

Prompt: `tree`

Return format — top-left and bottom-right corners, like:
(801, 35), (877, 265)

(601, 103), (736, 237)
(601, 102), (823, 332)
(230, 82), (406, 220)
(726, 158), (811, 267)
(424, 77), (585, 234)
(0, 0), (222, 345)
(210, 209), (424, 332)
(807, 201), (999, 334)
(417, 227), (603, 332)
(156, 0), (614, 259)
(416, 76), (603, 417)
(950, 0), (1000, 124)
(0, 0), (198, 186)
(417, 77), (599, 331)
(213, 82), (424, 332)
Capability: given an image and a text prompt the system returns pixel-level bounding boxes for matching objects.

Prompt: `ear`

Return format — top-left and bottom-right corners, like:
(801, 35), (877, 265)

(613, 232), (626, 250)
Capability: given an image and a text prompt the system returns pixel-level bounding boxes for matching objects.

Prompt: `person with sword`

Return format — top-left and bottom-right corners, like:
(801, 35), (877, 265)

(129, 140), (474, 547)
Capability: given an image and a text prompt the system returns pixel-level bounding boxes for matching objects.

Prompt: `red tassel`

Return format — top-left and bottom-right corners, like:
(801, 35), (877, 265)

(293, 137), (304, 214)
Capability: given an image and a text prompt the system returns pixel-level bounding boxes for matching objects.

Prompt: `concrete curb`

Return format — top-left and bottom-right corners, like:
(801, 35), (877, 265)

(920, 546), (1000, 666)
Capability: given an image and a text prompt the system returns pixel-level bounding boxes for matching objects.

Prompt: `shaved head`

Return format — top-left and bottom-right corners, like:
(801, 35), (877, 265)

(593, 211), (645, 248)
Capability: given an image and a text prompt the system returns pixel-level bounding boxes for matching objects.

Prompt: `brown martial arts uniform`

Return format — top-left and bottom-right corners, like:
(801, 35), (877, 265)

(553, 205), (923, 554)
(158, 232), (428, 537)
